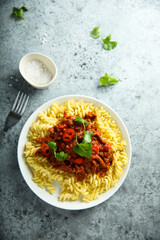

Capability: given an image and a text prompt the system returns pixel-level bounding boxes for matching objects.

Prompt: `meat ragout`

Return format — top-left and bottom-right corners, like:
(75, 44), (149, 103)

(35, 111), (113, 181)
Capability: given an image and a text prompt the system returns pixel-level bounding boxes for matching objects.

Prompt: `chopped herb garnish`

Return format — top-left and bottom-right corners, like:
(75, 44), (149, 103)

(75, 116), (89, 126)
(12, 6), (28, 20)
(73, 130), (93, 158)
(47, 142), (57, 152)
(55, 151), (68, 161)
(73, 143), (93, 159)
(82, 131), (93, 144)
(99, 73), (119, 86)
(47, 141), (68, 161)
(90, 26), (101, 39)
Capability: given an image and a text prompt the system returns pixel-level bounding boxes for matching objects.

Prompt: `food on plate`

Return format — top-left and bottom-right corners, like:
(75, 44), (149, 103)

(35, 111), (113, 181)
(24, 100), (128, 202)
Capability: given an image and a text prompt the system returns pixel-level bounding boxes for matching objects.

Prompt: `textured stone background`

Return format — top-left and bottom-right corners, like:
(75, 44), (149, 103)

(0, 0), (160, 239)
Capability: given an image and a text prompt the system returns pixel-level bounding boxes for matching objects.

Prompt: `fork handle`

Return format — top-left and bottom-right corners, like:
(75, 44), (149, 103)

(0, 129), (7, 144)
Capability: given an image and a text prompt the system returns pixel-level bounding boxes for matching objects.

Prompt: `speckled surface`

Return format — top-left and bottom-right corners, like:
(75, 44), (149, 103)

(0, 0), (160, 239)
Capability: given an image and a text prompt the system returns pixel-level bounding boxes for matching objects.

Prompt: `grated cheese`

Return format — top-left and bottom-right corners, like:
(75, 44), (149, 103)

(25, 60), (52, 85)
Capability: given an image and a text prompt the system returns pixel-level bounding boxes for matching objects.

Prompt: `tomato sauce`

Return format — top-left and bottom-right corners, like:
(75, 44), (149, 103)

(35, 111), (113, 181)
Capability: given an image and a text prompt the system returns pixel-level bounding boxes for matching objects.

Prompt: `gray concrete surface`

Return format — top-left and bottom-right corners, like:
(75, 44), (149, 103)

(0, 0), (160, 239)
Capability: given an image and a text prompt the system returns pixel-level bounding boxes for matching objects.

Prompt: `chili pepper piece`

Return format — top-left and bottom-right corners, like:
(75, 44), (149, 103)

(92, 145), (99, 155)
(41, 143), (50, 157)
(59, 124), (67, 129)
(74, 158), (84, 165)
(63, 128), (75, 142)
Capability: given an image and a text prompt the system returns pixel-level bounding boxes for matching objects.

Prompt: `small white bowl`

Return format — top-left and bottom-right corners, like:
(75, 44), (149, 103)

(19, 52), (57, 89)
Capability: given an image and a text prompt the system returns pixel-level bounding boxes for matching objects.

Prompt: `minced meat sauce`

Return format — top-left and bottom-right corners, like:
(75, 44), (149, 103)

(35, 111), (113, 181)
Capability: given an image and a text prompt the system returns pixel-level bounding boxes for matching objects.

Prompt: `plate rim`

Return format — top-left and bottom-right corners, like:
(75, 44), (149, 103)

(17, 94), (132, 210)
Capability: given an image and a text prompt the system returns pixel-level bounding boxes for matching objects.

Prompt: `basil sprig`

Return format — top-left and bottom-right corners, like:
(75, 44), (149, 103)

(47, 142), (68, 161)
(12, 6), (28, 20)
(75, 116), (89, 126)
(73, 131), (93, 159)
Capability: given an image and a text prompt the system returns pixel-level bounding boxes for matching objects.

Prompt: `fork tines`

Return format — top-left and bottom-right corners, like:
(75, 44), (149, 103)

(11, 91), (29, 116)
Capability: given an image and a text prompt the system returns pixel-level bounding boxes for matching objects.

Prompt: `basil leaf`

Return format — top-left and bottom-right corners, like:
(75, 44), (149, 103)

(105, 73), (110, 79)
(99, 76), (109, 86)
(99, 73), (119, 86)
(102, 34), (117, 51)
(90, 26), (101, 39)
(102, 34), (111, 43)
(47, 142), (57, 152)
(47, 142), (68, 161)
(82, 131), (93, 144)
(18, 9), (25, 19)
(12, 6), (28, 20)
(109, 76), (119, 84)
(55, 152), (68, 161)
(73, 143), (93, 159)
(21, 6), (28, 12)
(75, 116), (89, 126)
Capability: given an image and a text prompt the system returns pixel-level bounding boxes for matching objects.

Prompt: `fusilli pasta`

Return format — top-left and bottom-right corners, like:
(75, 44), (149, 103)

(24, 100), (128, 202)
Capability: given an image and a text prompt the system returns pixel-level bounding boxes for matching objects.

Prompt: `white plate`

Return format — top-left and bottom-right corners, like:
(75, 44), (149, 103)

(17, 95), (132, 210)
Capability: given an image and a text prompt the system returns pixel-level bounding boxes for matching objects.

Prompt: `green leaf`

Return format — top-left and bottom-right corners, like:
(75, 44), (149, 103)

(90, 26), (101, 39)
(82, 131), (93, 144)
(55, 152), (68, 161)
(12, 6), (28, 20)
(103, 42), (117, 50)
(99, 73), (119, 86)
(109, 76), (119, 84)
(75, 116), (89, 126)
(13, 10), (18, 18)
(73, 143), (93, 159)
(102, 34), (111, 43)
(99, 76), (109, 86)
(47, 142), (57, 152)
(102, 34), (117, 51)
(47, 141), (68, 161)
(13, 7), (19, 12)
(21, 6), (28, 12)
(18, 9), (24, 19)
(105, 73), (110, 79)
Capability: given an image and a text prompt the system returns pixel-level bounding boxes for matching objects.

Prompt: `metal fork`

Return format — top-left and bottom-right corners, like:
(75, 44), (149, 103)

(0, 91), (29, 143)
